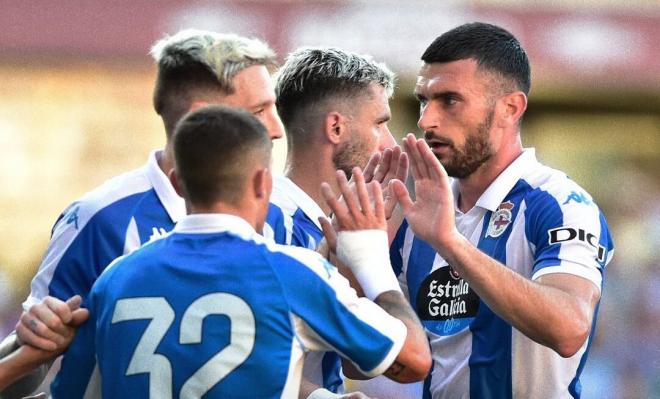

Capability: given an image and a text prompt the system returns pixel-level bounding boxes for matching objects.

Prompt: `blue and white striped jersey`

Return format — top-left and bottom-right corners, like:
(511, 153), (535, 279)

(391, 149), (614, 399)
(51, 214), (406, 399)
(263, 176), (343, 393)
(264, 176), (324, 250)
(23, 151), (184, 309)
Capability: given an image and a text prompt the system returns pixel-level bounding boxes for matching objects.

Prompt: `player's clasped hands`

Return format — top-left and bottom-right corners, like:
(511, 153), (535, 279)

(16, 295), (89, 354)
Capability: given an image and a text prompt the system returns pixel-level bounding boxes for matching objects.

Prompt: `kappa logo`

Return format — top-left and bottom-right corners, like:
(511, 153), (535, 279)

(548, 227), (606, 262)
(149, 227), (168, 242)
(486, 201), (514, 238)
(65, 206), (80, 230)
(563, 191), (593, 206)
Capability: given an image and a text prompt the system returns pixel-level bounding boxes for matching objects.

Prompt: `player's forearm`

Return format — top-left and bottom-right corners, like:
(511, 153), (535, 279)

(435, 233), (595, 357)
(0, 345), (53, 391)
(374, 291), (431, 383)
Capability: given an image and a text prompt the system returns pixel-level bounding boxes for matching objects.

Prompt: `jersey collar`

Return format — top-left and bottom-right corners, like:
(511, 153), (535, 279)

(451, 148), (537, 212)
(145, 150), (186, 223)
(174, 213), (259, 241)
(273, 175), (326, 230)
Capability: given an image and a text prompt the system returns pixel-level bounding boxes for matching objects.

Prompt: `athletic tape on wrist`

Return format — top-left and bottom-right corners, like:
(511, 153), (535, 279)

(337, 230), (402, 300)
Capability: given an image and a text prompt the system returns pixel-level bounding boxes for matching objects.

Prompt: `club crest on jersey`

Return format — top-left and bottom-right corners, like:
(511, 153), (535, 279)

(486, 201), (514, 238)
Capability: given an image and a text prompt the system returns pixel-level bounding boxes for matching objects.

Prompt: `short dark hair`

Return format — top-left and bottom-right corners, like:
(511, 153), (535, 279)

(422, 22), (530, 95)
(275, 47), (395, 149)
(151, 30), (277, 139)
(172, 105), (271, 207)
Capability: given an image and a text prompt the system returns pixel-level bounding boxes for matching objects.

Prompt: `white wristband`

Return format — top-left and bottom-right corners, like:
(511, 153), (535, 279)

(307, 388), (340, 399)
(336, 230), (402, 300)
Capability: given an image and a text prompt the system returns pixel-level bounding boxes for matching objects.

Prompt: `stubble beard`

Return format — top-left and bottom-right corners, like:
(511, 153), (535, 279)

(438, 109), (495, 179)
(332, 130), (374, 178)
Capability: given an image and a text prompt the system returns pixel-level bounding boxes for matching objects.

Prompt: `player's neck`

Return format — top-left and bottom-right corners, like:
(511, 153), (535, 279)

(158, 146), (174, 177)
(284, 151), (336, 216)
(188, 202), (260, 231)
(456, 144), (523, 213)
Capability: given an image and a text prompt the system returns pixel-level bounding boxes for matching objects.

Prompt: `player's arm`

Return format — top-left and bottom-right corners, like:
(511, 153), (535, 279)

(319, 167), (431, 383)
(393, 134), (606, 357)
(0, 342), (60, 391)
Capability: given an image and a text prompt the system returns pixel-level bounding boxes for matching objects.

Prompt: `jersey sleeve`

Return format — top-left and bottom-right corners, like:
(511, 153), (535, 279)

(524, 182), (614, 290)
(271, 246), (407, 378)
(24, 201), (129, 309)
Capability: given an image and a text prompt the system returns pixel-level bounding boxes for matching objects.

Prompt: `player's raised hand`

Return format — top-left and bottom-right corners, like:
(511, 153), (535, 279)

(322, 167), (386, 231)
(361, 146), (409, 219)
(390, 134), (459, 252)
(16, 295), (89, 353)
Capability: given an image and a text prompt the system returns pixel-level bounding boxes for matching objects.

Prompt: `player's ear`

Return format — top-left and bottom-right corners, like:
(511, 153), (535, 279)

(253, 167), (272, 200)
(169, 169), (184, 198)
(497, 91), (527, 128)
(324, 111), (347, 145)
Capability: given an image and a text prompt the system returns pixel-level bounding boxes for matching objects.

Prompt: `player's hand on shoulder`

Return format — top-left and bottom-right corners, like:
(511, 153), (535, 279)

(16, 295), (89, 354)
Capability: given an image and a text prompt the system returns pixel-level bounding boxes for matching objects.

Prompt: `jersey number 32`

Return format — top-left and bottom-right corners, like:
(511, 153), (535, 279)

(111, 293), (256, 398)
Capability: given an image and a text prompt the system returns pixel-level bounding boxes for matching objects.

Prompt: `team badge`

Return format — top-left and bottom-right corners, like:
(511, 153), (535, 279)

(486, 201), (514, 238)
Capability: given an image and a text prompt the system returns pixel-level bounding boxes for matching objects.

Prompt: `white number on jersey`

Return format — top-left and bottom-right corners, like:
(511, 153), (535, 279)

(112, 293), (256, 398)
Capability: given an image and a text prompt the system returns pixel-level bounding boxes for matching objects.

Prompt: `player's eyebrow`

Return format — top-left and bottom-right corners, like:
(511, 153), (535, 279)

(414, 90), (463, 103)
(376, 113), (391, 124)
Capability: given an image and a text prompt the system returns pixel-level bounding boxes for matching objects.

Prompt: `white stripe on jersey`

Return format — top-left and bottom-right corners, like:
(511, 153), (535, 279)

(24, 165), (152, 310)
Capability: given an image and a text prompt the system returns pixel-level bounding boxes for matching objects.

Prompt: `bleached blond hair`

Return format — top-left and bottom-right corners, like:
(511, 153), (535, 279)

(150, 29), (277, 137)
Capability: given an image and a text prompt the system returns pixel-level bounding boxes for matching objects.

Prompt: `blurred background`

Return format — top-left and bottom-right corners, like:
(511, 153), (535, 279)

(0, 0), (658, 397)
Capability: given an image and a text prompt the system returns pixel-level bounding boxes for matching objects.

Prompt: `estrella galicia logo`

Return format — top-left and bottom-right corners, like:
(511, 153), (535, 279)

(563, 191), (593, 206)
(548, 227), (606, 262)
(416, 265), (480, 336)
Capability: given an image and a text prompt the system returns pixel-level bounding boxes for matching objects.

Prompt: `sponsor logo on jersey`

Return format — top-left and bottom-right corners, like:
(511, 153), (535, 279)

(66, 206), (80, 229)
(548, 227), (606, 262)
(563, 190), (593, 206)
(149, 227), (168, 242)
(416, 265), (480, 335)
(486, 201), (514, 238)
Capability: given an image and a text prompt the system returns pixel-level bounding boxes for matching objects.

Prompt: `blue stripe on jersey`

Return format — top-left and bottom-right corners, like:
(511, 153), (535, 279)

(47, 189), (176, 302)
(469, 179), (529, 398)
(272, 251), (398, 373)
(406, 238), (437, 327)
(265, 203), (288, 245)
(523, 186), (564, 273)
(265, 202), (323, 249)
(597, 212), (614, 269)
(390, 219), (408, 278)
(291, 208), (323, 248)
